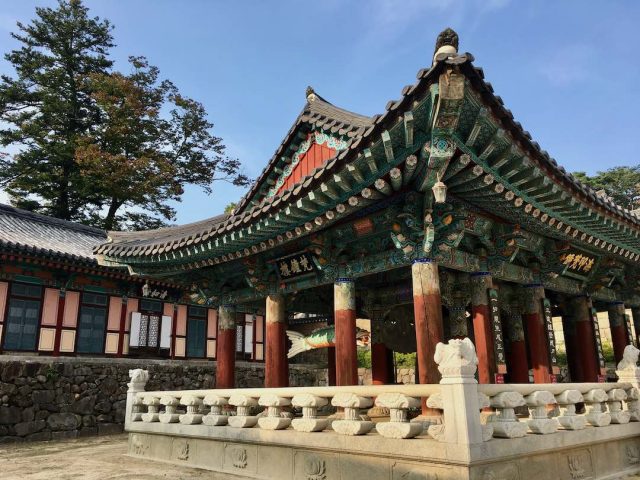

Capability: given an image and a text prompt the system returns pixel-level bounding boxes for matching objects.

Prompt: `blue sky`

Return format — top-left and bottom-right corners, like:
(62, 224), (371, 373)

(1, 0), (639, 224)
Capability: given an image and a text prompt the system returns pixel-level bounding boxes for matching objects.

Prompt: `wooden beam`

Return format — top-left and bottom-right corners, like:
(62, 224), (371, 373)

(404, 111), (414, 148)
(364, 148), (378, 175)
(381, 130), (394, 162)
(389, 168), (402, 191)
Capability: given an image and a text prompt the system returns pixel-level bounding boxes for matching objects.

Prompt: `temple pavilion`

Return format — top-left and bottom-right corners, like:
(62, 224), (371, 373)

(94, 28), (640, 391)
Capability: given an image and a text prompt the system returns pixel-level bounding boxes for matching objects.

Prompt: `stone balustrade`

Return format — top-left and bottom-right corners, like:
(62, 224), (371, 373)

(123, 342), (640, 479)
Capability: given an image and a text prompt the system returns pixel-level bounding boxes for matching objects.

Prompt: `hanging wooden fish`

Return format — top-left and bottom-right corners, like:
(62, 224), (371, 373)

(286, 325), (370, 358)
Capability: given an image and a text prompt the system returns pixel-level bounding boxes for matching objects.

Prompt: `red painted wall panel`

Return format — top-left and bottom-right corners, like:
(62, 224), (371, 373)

(277, 142), (336, 195)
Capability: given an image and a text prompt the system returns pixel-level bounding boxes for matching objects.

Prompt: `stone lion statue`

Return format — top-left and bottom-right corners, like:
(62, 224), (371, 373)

(434, 337), (478, 371)
(129, 368), (149, 384)
(617, 345), (640, 371)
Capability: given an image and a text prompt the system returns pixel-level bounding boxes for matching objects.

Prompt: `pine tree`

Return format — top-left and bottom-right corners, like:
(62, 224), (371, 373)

(0, 0), (113, 220)
(0, 0), (249, 230)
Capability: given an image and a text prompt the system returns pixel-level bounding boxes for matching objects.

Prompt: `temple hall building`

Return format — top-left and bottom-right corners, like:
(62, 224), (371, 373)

(2, 28), (639, 392)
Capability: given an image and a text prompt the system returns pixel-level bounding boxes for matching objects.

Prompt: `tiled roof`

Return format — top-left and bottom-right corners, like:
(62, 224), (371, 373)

(95, 93), (373, 258)
(95, 48), (640, 263)
(233, 93), (374, 214)
(0, 203), (106, 262)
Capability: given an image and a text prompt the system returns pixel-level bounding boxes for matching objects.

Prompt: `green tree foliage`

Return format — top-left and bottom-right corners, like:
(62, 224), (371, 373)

(0, 0), (113, 221)
(0, 0), (249, 230)
(224, 202), (238, 214)
(574, 166), (640, 211)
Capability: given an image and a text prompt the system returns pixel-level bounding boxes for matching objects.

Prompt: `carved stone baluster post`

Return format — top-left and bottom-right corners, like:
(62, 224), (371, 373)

(477, 393), (495, 441)
(126, 369), (149, 429)
(584, 389), (611, 427)
(375, 393), (423, 439)
(258, 394), (292, 430)
(159, 395), (180, 423)
(555, 389), (586, 430)
(228, 394), (259, 428)
(141, 396), (161, 423)
(291, 394), (329, 432)
(625, 388), (640, 422)
(130, 396), (145, 423)
(428, 338), (484, 444)
(180, 395), (204, 425)
(615, 344), (640, 421)
(203, 394), (229, 426)
(607, 388), (630, 424)
(490, 391), (528, 438)
(525, 391), (558, 434)
(331, 393), (374, 435)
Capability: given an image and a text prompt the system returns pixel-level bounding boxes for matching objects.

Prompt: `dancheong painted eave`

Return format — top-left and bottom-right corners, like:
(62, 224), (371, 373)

(94, 30), (640, 274)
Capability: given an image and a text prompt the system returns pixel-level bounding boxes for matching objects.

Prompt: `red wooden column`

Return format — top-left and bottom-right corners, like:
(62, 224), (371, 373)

(561, 305), (583, 382)
(470, 272), (496, 384)
(334, 278), (358, 386)
(505, 309), (529, 383)
(608, 302), (628, 364)
(216, 305), (237, 389)
(327, 347), (337, 386)
(265, 294), (289, 388)
(52, 289), (66, 357)
(371, 343), (391, 385)
(632, 307), (640, 348)
(571, 296), (600, 382)
(412, 258), (444, 415)
(523, 284), (551, 384)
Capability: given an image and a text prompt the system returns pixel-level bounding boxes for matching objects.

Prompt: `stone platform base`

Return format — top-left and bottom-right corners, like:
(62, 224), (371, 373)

(127, 422), (640, 480)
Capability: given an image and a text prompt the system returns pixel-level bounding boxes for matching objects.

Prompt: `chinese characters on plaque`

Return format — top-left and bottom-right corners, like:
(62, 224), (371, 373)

(590, 307), (607, 378)
(488, 289), (506, 371)
(558, 251), (595, 275)
(275, 252), (317, 281)
(541, 298), (558, 367)
(625, 314), (635, 345)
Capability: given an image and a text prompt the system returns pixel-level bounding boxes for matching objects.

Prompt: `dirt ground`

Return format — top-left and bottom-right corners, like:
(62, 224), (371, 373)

(0, 434), (212, 480)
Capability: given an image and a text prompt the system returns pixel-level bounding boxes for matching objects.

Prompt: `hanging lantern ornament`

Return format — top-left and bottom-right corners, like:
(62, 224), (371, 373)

(432, 174), (447, 204)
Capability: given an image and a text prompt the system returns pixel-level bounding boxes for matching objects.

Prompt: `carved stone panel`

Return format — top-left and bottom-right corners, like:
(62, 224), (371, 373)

(561, 449), (593, 480)
(129, 433), (149, 457)
(294, 451), (338, 480)
(171, 438), (191, 462)
(392, 461), (455, 480)
(224, 443), (257, 474)
(472, 462), (519, 480)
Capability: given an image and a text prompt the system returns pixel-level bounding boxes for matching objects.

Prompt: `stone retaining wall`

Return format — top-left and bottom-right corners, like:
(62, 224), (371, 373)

(0, 356), (326, 444)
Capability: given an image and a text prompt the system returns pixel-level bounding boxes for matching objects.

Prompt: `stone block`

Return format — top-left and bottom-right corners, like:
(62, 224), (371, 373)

(98, 377), (118, 395)
(52, 430), (78, 441)
(71, 396), (96, 415)
(82, 415), (96, 427)
(224, 443), (257, 474)
(78, 427), (98, 437)
(47, 412), (79, 431)
(32, 389), (56, 404)
(258, 445), (293, 480)
(294, 450), (338, 480)
(15, 419), (45, 437)
(1, 362), (24, 382)
(35, 410), (49, 421)
(0, 406), (22, 425)
(21, 407), (35, 422)
(0, 382), (17, 396)
(94, 401), (111, 414)
(0, 436), (25, 444)
(26, 431), (51, 442)
(98, 423), (123, 435)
